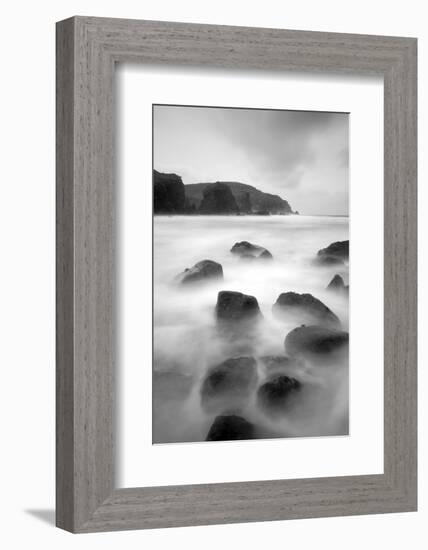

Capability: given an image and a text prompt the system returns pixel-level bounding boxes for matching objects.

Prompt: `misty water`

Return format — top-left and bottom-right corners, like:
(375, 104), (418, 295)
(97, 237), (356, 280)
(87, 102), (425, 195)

(153, 215), (349, 444)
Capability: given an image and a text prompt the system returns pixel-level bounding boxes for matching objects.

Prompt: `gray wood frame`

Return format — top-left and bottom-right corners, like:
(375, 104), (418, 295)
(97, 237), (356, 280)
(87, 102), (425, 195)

(56, 16), (417, 533)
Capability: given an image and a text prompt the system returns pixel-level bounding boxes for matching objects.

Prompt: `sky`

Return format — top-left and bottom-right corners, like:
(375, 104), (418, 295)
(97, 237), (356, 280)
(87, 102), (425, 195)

(153, 105), (349, 215)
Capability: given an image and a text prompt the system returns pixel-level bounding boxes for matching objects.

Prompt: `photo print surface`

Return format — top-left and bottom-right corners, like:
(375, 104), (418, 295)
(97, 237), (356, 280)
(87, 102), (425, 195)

(153, 104), (349, 444)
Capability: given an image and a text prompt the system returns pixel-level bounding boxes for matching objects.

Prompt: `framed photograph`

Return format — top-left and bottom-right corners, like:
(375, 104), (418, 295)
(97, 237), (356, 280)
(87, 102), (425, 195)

(56, 17), (417, 532)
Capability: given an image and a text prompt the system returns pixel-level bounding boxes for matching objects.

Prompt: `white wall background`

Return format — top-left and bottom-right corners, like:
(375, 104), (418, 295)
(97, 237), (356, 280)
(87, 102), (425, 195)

(0, 0), (424, 548)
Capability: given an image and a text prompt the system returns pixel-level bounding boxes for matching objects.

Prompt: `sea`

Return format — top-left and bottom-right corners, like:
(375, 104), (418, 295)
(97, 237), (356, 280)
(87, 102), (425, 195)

(153, 215), (349, 444)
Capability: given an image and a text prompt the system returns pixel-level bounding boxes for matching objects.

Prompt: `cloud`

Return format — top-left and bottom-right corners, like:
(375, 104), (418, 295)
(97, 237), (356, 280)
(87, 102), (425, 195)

(154, 105), (348, 215)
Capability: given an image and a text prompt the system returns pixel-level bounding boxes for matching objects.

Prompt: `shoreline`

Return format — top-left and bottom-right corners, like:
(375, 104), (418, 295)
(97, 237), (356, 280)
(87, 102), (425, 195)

(153, 213), (349, 218)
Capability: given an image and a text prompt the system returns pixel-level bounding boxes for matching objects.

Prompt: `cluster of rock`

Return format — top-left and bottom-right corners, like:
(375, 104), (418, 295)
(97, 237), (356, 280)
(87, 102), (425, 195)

(175, 241), (348, 292)
(170, 238), (349, 441)
(175, 240), (274, 285)
(202, 284), (348, 440)
(153, 170), (296, 215)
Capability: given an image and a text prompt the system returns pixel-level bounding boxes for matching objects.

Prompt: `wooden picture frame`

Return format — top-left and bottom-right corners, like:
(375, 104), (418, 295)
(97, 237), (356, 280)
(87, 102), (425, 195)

(56, 16), (417, 533)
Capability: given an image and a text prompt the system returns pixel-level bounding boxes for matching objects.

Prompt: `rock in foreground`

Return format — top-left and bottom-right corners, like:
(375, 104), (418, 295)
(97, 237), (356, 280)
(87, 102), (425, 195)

(231, 241), (273, 260)
(216, 291), (262, 323)
(201, 356), (258, 410)
(206, 415), (255, 441)
(273, 292), (340, 328)
(257, 375), (302, 415)
(176, 259), (223, 284)
(285, 325), (349, 358)
(316, 240), (349, 265)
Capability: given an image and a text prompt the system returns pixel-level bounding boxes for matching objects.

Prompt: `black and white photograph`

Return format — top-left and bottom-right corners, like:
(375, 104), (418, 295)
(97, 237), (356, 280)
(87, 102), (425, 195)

(0, 1), (419, 543)
(153, 104), (349, 444)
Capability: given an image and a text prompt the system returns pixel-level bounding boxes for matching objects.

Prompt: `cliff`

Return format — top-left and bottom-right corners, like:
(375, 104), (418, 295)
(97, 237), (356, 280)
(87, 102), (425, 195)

(153, 170), (186, 213)
(199, 182), (240, 214)
(185, 181), (293, 214)
(153, 171), (295, 215)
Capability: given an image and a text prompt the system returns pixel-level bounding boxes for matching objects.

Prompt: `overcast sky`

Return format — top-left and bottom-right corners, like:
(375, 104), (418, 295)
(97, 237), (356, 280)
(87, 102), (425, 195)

(153, 105), (349, 215)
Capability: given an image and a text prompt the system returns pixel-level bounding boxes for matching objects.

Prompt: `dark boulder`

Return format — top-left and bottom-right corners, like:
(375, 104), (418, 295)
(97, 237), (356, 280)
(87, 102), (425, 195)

(316, 240), (349, 265)
(285, 325), (349, 358)
(206, 415), (255, 441)
(273, 292), (340, 328)
(199, 182), (239, 214)
(257, 375), (302, 415)
(176, 259), (223, 284)
(201, 356), (258, 410)
(327, 274), (346, 293)
(260, 249), (273, 259)
(216, 291), (262, 324)
(153, 170), (186, 213)
(327, 274), (345, 290)
(231, 241), (273, 260)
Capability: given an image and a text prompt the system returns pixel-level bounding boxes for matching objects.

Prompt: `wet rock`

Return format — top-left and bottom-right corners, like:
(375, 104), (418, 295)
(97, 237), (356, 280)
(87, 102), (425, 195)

(216, 291), (262, 323)
(319, 240), (349, 259)
(215, 292), (263, 355)
(201, 356), (258, 410)
(176, 259), (223, 284)
(260, 249), (273, 259)
(316, 240), (349, 265)
(327, 274), (346, 292)
(206, 415), (255, 441)
(273, 292), (340, 328)
(285, 325), (349, 358)
(257, 375), (302, 415)
(231, 241), (273, 260)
